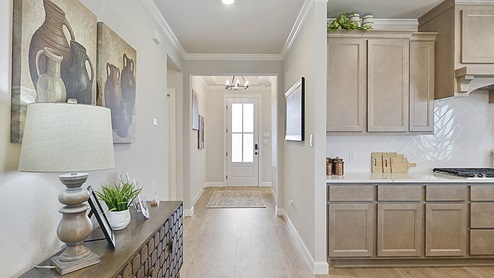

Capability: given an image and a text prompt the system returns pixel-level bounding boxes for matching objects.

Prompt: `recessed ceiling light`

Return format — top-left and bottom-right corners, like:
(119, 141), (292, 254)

(222, 0), (234, 4)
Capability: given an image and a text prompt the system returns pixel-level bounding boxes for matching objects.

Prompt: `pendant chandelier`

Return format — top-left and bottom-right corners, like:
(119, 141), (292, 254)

(225, 76), (249, 91)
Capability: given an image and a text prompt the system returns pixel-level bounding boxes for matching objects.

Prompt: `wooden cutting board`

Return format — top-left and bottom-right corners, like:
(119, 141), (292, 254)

(371, 152), (396, 173)
(390, 155), (417, 173)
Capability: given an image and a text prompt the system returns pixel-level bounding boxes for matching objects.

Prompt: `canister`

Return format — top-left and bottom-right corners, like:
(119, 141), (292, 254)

(332, 157), (344, 176)
(326, 157), (332, 175)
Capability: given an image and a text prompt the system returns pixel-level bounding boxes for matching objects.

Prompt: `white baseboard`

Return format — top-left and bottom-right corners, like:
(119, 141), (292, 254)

(184, 206), (194, 217)
(260, 182), (272, 187)
(204, 182), (226, 187)
(271, 188), (278, 204)
(276, 207), (285, 217)
(280, 210), (329, 275)
(184, 183), (207, 217)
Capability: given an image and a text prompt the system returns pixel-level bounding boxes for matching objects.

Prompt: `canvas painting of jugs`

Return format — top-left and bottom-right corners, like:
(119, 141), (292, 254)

(96, 22), (137, 143)
(11, 0), (97, 143)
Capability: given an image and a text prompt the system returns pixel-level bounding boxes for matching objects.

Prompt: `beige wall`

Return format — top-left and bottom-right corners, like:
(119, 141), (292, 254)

(182, 61), (283, 212)
(282, 0), (327, 272)
(204, 85), (272, 185)
(0, 0), (184, 276)
(190, 77), (208, 204)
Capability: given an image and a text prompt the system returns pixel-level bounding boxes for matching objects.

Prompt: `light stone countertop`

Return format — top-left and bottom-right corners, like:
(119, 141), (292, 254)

(326, 172), (494, 183)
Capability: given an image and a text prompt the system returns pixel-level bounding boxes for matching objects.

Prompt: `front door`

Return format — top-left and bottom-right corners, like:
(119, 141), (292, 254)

(226, 97), (259, 186)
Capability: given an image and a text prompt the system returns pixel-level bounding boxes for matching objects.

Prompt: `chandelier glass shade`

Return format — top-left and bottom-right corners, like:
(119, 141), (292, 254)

(225, 76), (249, 91)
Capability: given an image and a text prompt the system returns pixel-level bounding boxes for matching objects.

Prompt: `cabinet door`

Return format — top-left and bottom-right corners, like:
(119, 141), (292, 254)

(328, 203), (374, 257)
(425, 203), (467, 257)
(461, 9), (494, 63)
(368, 39), (409, 132)
(327, 38), (366, 132)
(377, 203), (422, 257)
(410, 40), (434, 132)
(471, 230), (494, 255)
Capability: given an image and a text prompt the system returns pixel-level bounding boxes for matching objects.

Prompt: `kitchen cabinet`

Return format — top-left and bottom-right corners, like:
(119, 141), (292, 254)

(327, 39), (366, 132)
(409, 37), (435, 132)
(377, 203), (422, 257)
(327, 31), (436, 133)
(470, 186), (494, 255)
(327, 182), (494, 266)
(419, 1), (494, 98)
(367, 39), (409, 132)
(376, 186), (423, 257)
(425, 185), (468, 257)
(328, 203), (374, 257)
(328, 186), (374, 257)
(425, 203), (467, 256)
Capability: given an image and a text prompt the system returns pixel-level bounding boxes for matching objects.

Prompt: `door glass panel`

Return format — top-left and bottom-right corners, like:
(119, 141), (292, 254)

(243, 134), (253, 162)
(243, 103), (254, 132)
(232, 134), (242, 162)
(232, 103), (242, 133)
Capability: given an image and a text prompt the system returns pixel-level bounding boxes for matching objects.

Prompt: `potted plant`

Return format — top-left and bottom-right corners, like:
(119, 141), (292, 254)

(96, 181), (142, 230)
(327, 12), (372, 33)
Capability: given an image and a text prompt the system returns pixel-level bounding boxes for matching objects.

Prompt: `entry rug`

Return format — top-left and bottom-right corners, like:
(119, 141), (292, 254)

(207, 190), (265, 208)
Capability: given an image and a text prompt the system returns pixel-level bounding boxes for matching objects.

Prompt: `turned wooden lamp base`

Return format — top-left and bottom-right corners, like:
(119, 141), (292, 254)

(51, 173), (100, 275)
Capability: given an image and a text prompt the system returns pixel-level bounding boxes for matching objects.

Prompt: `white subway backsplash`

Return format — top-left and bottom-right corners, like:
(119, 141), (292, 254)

(327, 91), (494, 172)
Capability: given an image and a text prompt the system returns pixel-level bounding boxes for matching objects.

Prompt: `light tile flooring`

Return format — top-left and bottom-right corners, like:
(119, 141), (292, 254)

(180, 187), (494, 278)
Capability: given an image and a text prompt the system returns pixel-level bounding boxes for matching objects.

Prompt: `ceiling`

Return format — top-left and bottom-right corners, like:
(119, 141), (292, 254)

(155, 0), (444, 55)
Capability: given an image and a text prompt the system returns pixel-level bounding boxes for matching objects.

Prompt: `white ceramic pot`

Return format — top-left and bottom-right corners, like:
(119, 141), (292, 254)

(107, 209), (131, 230)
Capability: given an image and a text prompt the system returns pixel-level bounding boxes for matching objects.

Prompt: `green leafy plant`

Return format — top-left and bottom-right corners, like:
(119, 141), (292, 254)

(327, 13), (373, 33)
(96, 181), (142, 212)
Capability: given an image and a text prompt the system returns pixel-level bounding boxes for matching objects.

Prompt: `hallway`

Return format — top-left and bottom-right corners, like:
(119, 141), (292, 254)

(181, 187), (314, 277)
(180, 187), (494, 278)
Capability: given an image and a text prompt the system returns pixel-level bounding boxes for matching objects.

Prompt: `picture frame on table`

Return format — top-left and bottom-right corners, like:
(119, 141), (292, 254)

(138, 194), (150, 219)
(87, 185), (116, 249)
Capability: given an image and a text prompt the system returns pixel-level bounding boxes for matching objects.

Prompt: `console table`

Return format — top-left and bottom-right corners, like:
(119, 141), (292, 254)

(21, 201), (183, 278)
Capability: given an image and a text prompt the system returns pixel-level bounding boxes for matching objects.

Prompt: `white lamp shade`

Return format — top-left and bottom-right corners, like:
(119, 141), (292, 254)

(18, 103), (115, 172)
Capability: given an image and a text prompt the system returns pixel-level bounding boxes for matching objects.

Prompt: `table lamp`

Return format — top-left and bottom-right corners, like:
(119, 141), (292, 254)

(18, 102), (115, 275)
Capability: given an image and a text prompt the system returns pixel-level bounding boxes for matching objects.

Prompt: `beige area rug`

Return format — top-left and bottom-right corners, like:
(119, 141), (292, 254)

(207, 190), (265, 208)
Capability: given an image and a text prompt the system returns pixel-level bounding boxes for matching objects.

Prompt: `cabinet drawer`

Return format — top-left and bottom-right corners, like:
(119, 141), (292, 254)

(329, 186), (374, 202)
(471, 203), (494, 228)
(426, 185), (467, 201)
(378, 186), (422, 201)
(471, 186), (494, 201)
(470, 230), (494, 255)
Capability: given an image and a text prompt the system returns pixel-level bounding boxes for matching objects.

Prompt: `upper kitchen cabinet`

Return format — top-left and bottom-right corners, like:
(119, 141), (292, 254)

(327, 31), (436, 133)
(419, 0), (494, 99)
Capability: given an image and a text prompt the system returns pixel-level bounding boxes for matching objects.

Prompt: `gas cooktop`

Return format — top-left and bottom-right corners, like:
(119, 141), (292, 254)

(433, 168), (494, 178)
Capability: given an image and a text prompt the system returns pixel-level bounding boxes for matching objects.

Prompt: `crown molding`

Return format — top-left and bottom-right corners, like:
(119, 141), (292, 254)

(184, 53), (283, 61)
(142, 0), (187, 59)
(280, 0), (314, 59)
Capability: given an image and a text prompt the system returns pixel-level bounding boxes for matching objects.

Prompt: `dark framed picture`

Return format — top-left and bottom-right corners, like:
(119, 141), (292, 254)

(192, 89), (199, 130)
(284, 77), (305, 141)
(198, 114), (204, 149)
(87, 186), (116, 249)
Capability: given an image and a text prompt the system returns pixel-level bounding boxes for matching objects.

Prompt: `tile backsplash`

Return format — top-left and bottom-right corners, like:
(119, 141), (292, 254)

(327, 90), (494, 172)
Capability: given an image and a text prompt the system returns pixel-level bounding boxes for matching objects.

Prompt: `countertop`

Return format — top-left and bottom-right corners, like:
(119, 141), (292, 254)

(326, 172), (494, 183)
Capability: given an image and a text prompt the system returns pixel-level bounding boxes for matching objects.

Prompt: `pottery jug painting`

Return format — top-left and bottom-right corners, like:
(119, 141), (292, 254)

(11, 0), (97, 143)
(97, 22), (137, 143)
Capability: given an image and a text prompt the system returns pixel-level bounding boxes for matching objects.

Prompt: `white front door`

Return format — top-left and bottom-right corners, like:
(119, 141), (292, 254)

(226, 97), (259, 186)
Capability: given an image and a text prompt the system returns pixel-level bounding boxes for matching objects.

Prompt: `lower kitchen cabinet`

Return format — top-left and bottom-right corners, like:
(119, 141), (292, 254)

(471, 230), (494, 255)
(470, 186), (494, 255)
(328, 183), (494, 266)
(328, 203), (374, 257)
(377, 203), (422, 257)
(425, 203), (467, 256)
